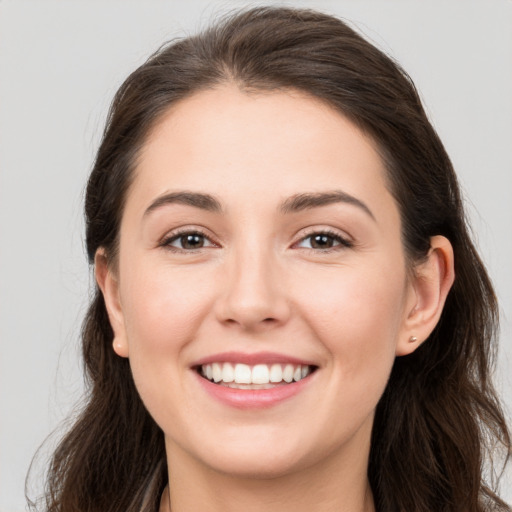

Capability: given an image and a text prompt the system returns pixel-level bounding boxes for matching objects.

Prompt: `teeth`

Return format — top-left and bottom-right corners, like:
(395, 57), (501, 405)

(222, 362), (234, 383)
(269, 364), (282, 383)
(282, 364), (294, 383)
(212, 363), (222, 383)
(234, 364), (252, 384)
(252, 364), (270, 384)
(200, 362), (313, 385)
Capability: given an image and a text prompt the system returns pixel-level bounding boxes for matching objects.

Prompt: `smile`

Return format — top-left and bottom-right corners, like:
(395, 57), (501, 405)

(199, 362), (315, 389)
(192, 352), (319, 408)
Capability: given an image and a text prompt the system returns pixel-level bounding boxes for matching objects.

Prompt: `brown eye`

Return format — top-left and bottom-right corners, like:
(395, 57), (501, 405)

(164, 231), (215, 251)
(179, 234), (205, 249)
(310, 234), (336, 249)
(296, 231), (352, 250)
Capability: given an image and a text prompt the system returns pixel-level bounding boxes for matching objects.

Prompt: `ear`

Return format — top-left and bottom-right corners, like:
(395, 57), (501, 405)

(94, 249), (129, 358)
(396, 235), (455, 356)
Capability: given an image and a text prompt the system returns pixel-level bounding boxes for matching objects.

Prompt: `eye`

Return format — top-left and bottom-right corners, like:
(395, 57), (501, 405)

(296, 231), (352, 250)
(162, 230), (216, 251)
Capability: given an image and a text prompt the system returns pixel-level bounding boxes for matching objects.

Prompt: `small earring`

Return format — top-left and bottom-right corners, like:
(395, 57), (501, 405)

(409, 336), (418, 343)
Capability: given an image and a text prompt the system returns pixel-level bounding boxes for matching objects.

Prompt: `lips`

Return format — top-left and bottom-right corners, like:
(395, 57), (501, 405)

(191, 351), (318, 408)
(192, 351), (316, 367)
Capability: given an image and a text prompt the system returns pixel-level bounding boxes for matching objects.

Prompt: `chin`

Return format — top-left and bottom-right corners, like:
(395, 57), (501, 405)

(186, 424), (332, 480)
(204, 449), (308, 480)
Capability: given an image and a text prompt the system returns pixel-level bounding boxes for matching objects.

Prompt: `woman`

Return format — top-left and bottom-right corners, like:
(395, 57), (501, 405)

(35, 6), (510, 512)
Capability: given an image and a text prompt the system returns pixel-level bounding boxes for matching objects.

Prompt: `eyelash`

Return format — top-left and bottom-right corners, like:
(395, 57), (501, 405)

(160, 228), (353, 253)
(296, 229), (353, 252)
(160, 228), (218, 252)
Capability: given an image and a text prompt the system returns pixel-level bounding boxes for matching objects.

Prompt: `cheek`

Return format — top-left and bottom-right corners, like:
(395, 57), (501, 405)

(296, 261), (406, 382)
(118, 263), (218, 422)
(119, 260), (216, 359)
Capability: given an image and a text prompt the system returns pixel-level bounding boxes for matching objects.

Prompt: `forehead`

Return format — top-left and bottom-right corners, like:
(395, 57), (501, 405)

(130, 85), (395, 219)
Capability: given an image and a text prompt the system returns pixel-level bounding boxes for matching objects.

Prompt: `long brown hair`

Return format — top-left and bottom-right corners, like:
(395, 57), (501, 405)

(30, 7), (511, 512)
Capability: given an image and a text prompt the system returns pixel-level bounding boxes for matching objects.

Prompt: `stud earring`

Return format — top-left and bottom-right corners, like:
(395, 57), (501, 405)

(409, 336), (418, 343)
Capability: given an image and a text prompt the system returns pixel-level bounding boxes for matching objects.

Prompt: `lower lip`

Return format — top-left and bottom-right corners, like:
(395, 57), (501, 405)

(194, 371), (315, 409)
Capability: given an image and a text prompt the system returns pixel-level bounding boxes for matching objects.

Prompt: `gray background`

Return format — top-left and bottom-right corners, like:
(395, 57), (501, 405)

(1, 1), (511, 510)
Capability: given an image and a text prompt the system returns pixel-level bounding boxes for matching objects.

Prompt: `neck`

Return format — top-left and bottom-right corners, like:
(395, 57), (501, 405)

(161, 436), (375, 512)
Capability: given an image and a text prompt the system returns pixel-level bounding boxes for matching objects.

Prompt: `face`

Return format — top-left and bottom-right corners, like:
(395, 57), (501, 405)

(101, 85), (420, 479)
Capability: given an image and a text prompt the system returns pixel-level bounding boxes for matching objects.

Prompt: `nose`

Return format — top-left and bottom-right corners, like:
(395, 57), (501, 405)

(214, 245), (291, 332)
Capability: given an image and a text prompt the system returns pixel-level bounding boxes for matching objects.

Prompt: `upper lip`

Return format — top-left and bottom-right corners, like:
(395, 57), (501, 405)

(191, 351), (318, 367)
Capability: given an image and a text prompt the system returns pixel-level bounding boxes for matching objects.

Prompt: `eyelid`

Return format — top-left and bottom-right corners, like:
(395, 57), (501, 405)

(293, 227), (353, 250)
(158, 225), (353, 252)
(159, 226), (220, 251)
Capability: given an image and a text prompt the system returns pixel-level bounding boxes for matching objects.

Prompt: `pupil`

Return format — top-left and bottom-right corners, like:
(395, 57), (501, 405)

(182, 234), (203, 249)
(312, 234), (333, 249)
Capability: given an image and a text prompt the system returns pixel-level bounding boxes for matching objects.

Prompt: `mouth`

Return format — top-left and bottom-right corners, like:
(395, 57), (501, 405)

(195, 362), (318, 389)
(191, 352), (319, 408)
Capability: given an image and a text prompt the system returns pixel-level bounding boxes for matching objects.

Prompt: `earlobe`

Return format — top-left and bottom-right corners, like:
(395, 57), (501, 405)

(94, 249), (129, 358)
(396, 235), (455, 356)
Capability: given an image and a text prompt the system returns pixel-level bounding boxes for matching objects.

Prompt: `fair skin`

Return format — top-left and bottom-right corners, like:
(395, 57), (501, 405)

(96, 85), (454, 512)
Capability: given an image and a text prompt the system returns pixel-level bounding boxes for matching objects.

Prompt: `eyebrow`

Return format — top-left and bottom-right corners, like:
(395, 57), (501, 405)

(143, 189), (375, 221)
(144, 191), (223, 217)
(280, 191), (375, 220)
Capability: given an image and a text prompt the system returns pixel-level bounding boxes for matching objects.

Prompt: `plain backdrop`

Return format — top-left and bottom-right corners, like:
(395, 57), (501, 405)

(1, 1), (511, 510)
